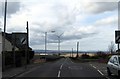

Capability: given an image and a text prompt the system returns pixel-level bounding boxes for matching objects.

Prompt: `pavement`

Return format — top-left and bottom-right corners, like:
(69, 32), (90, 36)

(2, 59), (45, 79)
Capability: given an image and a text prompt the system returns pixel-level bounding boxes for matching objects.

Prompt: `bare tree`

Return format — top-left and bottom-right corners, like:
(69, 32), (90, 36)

(108, 41), (116, 54)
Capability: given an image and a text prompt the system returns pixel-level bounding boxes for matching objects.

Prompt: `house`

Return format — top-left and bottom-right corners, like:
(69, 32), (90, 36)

(0, 31), (2, 54)
(1, 32), (19, 52)
(0, 32), (29, 52)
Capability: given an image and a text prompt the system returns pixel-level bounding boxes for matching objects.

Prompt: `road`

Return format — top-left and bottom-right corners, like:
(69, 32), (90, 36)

(15, 57), (108, 79)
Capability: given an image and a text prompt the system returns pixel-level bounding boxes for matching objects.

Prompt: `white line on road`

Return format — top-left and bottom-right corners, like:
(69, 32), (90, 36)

(57, 70), (61, 77)
(105, 76), (110, 79)
(71, 60), (74, 63)
(92, 66), (96, 69)
(97, 70), (104, 76)
(90, 64), (92, 66)
(60, 64), (63, 70)
(90, 64), (105, 76)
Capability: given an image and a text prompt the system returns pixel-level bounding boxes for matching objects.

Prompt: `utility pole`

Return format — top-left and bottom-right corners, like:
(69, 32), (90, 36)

(58, 36), (60, 54)
(25, 21), (29, 69)
(76, 42), (79, 58)
(72, 48), (73, 57)
(26, 21), (29, 64)
(2, 0), (7, 71)
(44, 31), (55, 56)
(45, 32), (47, 55)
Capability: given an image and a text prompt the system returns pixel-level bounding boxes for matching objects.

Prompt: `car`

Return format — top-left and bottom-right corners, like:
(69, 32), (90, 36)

(107, 55), (120, 77)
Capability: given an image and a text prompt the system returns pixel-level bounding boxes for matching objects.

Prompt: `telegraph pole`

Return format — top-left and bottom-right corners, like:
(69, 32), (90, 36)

(76, 42), (79, 58)
(72, 48), (73, 57)
(26, 21), (29, 64)
(58, 36), (60, 54)
(45, 32), (47, 55)
(2, 0), (7, 71)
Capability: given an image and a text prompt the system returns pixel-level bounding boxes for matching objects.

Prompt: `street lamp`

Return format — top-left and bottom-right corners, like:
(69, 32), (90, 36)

(45, 32), (47, 55)
(44, 31), (55, 55)
(53, 32), (64, 54)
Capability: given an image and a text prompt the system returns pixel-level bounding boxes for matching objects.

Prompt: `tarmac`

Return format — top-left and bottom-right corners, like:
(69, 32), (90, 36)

(2, 59), (45, 79)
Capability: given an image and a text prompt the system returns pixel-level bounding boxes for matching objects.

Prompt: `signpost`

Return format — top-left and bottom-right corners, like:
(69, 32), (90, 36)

(115, 31), (120, 43)
(115, 30), (120, 53)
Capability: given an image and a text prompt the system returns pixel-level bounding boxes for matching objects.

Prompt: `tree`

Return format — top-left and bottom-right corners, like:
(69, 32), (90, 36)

(108, 41), (116, 54)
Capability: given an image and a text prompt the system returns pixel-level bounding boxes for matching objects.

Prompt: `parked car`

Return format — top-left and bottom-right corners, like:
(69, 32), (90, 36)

(107, 55), (120, 77)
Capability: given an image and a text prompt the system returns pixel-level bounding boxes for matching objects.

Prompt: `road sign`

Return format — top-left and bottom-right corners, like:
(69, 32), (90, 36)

(21, 37), (27, 45)
(115, 31), (120, 43)
(12, 33), (27, 49)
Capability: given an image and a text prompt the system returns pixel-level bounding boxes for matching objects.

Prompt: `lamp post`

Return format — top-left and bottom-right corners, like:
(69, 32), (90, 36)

(45, 32), (47, 55)
(76, 42), (79, 58)
(44, 31), (55, 55)
(72, 48), (73, 57)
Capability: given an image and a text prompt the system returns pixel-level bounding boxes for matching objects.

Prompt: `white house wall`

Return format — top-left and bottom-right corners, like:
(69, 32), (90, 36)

(0, 32), (2, 54)
(0, 33), (19, 52)
(3, 36), (19, 51)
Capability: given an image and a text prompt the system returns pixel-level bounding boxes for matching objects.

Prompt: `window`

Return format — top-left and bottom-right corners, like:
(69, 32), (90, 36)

(109, 57), (114, 63)
(113, 57), (118, 65)
(119, 57), (120, 64)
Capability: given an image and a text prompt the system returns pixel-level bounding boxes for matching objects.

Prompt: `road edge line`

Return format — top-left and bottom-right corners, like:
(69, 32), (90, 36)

(57, 70), (61, 77)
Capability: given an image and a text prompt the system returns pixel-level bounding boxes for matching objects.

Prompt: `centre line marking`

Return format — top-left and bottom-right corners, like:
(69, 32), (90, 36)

(57, 70), (61, 77)
(97, 70), (104, 76)
(93, 66), (96, 69)
(60, 64), (63, 70)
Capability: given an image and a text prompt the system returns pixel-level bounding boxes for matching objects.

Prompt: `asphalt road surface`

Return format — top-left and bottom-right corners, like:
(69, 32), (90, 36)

(14, 57), (109, 79)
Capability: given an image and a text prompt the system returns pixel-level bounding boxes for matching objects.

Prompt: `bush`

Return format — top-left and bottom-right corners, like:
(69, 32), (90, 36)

(95, 51), (108, 59)
(81, 54), (90, 59)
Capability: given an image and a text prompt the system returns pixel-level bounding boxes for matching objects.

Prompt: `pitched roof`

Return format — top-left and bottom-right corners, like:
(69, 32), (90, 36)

(2, 32), (32, 50)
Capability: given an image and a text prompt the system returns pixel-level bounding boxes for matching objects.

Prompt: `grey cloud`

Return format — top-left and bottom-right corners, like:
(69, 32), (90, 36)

(119, 1), (120, 29)
(48, 32), (97, 43)
(95, 2), (117, 13)
(84, 2), (118, 14)
(62, 32), (97, 41)
(0, 2), (21, 17)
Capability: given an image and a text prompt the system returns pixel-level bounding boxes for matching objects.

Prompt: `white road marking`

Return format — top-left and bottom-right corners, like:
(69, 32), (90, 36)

(105, 70), (107, 72)
(60, 64), (63, 70)
(69, 66), (83, 70)
(92, 66), (96, 69)
(90, 64), (105, 76)
(97, 70), (104, 76)
(57, 59), (66, 77)
(105, 76), (110, 79)
(71, 60), (74, 63)
(57, 70), (61, 77)
(69, 58), (74, 63)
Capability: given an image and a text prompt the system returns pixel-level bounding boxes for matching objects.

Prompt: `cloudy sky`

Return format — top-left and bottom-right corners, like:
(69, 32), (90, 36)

(0, 0), (119, 51)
